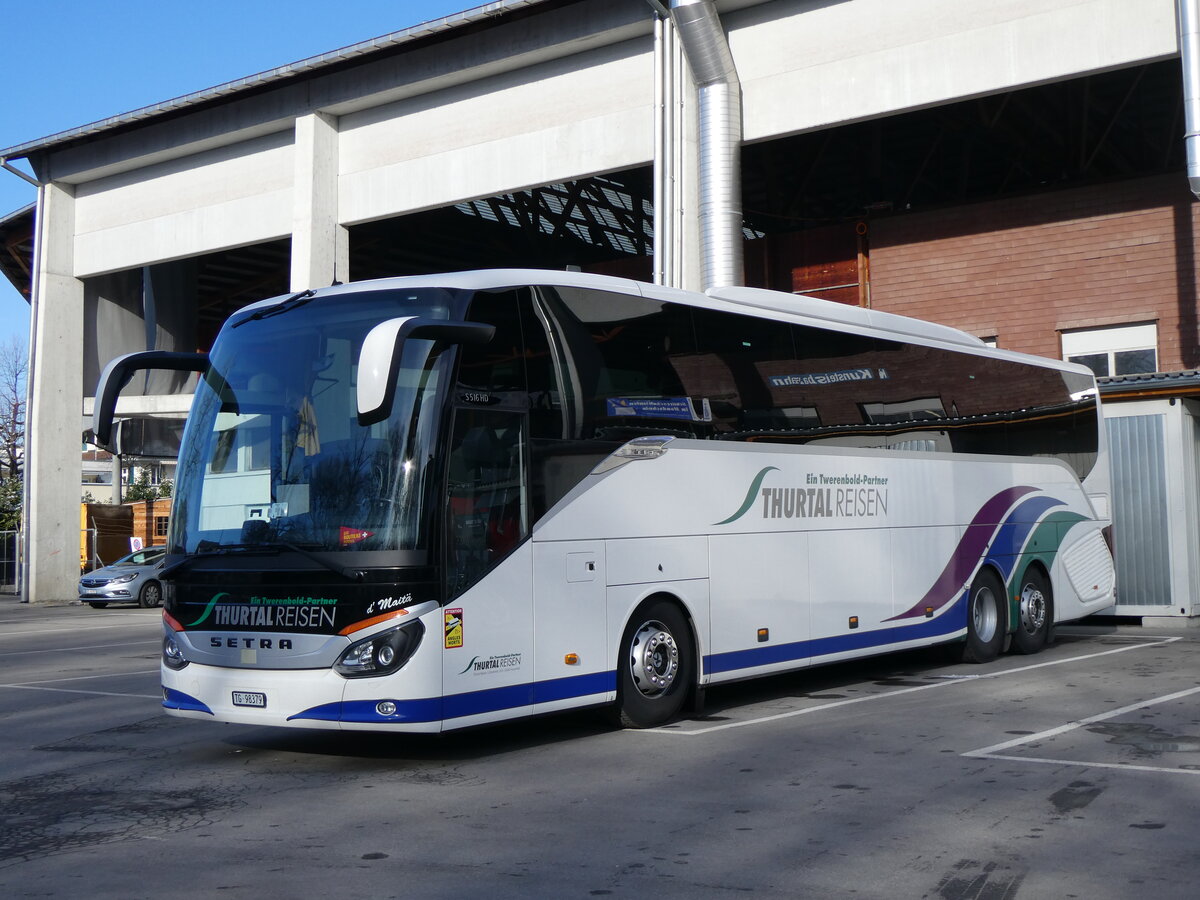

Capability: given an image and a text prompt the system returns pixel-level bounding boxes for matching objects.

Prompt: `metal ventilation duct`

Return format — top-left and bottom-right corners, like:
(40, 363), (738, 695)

(1181, 0), (1200, 197)
(669, 0), (743, 288)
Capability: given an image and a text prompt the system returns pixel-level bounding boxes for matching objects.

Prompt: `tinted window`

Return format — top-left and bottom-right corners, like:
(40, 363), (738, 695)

(458, 286), (1100, 521)
(446, 408), (528, 597)
(461, 288), (590, 518)
(688, 307), (1097, 478)
(541, 286), (700, 442)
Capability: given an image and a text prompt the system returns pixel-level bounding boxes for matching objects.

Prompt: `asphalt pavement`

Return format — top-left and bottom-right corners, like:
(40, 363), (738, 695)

(2, 600), (1199, 898)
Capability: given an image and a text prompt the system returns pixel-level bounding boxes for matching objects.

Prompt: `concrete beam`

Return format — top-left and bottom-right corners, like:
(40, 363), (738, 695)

(31, 0), (655, 188)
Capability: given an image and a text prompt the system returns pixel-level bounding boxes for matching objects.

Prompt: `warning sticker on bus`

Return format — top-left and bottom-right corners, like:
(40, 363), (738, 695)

(445, 608), (463, 649)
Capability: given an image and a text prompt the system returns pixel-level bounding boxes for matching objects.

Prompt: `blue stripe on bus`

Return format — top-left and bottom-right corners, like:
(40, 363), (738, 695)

(443, 683), (534, 719)
(533, 670), (616, 703)
(289, 599), (979, 725)
(162, 687), (214, 715)
(288, 698), (444, 724)
(705, 593), (969, 675)
(288, 670), (616, 725)
(985, 495), (1065, 582)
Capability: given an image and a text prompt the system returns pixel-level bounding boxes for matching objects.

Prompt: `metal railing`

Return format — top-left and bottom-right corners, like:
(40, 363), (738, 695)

(0, 530), (22, 596)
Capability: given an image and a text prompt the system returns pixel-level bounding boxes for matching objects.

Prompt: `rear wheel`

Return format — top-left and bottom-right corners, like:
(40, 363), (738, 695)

(139, 581), (162, 608)
(961, 568), (1006, 663)
(615, 599), (693, 728)
(1012, 567), (1052, 655)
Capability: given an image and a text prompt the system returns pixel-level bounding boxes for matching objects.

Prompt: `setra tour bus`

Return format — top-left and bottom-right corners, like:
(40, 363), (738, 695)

(92, 269), (1116, 732)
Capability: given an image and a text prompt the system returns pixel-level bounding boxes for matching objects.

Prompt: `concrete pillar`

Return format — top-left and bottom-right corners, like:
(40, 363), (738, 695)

(25, 182), (86, 602)
(291, 111), (349, 291)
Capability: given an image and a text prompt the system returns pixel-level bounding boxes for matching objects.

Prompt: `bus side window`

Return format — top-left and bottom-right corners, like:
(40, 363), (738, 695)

(446, 409), (529, 596)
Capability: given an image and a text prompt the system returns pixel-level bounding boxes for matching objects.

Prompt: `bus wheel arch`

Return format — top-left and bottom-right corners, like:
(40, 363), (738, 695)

(961, 566), (1007, 664)
(614, 594), (697, 729)
(1012, 563), (1053, 655)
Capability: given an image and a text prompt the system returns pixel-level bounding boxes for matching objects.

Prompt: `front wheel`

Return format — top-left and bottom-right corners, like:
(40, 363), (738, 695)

(139, 581), (162, 608)
(615, 599), (694, 728)
(960, 568), (1006, 663)
(1012, 567), (1052, 655)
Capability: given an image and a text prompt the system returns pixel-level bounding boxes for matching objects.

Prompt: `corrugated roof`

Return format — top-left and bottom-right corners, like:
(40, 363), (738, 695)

(0, 202), (36, 300)
(0, 0), (553, 165)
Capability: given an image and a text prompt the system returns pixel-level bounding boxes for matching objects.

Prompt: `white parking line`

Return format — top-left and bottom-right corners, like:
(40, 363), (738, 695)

(962, 684), (1200, 776)
(0, 618), (161, 639)
(8, 668), (160, 686)
(642, 635), (1181, 736)
(0, 684), (161, 700)
(0, 668), (162, 700)
(0, 640), (159, 657)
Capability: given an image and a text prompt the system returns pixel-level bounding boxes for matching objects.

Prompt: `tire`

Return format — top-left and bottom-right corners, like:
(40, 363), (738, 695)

(960, 568), (1006, 663)
(1012, 567), (1052, 655)
(615, 599), (694, 728)
(88, 602), (109, 609)
(138, 581), (162, 608)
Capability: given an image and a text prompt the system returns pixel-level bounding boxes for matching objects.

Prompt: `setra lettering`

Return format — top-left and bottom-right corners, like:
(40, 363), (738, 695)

(209, 637), (295, 650)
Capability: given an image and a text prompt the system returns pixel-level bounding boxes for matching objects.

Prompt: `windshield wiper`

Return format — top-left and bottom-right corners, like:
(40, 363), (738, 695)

(274, 539), (365, 582)
(160, 540), (364, 581)
(231, 289), (317, 328)
(159, 543), (268, 579)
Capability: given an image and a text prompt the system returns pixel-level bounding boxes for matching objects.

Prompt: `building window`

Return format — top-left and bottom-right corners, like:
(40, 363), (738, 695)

(154, 516), (169, 538)
(1061, 323), (1157, 377)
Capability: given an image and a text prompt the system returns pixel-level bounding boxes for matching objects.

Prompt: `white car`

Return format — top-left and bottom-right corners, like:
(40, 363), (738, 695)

(78, 547), (166, 608)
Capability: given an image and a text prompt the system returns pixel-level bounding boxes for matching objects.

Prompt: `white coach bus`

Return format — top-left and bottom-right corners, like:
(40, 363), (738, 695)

(93, 270), (1115, 732)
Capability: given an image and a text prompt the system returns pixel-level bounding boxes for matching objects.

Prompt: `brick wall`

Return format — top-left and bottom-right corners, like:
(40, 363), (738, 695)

(868, 174), (1200, 371)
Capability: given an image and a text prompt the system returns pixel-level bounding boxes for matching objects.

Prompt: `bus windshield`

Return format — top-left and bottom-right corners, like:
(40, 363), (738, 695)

(169, 289), (458, 557)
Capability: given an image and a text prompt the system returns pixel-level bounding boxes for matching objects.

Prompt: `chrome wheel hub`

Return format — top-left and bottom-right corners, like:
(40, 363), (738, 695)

(1020, 584), (1046, 634)
(629, 621), (679, 698)
(972, 586), (999, 643)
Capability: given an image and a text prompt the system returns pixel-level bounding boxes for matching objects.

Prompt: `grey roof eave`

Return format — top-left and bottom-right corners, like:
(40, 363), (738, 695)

(1098, 370), (1200, 393)
(0, 202), (35, 227)
(0, 0), (553, 166)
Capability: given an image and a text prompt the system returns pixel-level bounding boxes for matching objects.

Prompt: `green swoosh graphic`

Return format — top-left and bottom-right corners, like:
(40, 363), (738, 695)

(713, 466), (779, 526)
(458, 656), (480, 676)
(186, 592), (231, 628)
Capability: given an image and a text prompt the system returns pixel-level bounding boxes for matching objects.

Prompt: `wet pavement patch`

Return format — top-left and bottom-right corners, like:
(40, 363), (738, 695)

(1086, 723), (1200, 756)
(1048, 781), (1103, 814)
(935, 858), (1026, 900)
(0, 772), (244, 868)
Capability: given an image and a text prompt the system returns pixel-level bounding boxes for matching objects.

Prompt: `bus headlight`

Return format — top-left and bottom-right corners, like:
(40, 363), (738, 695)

(334, 620), (425, 678)
(163, 635), (189, 670)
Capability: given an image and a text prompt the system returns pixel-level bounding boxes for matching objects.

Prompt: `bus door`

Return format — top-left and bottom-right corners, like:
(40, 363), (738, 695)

(441, 404), (535, 722)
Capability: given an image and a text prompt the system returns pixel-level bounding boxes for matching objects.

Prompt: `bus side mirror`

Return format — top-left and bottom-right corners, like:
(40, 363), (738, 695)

(92, 351), (209, 450)
(357, 317), (494, 426)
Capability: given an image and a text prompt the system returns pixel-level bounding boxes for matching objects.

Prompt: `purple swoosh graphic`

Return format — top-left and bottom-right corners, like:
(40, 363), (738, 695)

(886, 485), (1038, 621)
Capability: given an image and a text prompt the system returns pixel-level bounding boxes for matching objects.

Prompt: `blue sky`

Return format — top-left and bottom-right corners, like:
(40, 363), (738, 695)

(0, 0), (475, 348)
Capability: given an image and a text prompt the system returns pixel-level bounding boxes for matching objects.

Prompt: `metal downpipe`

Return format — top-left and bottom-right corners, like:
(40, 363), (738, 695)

(1181, 0), (1200, 197)
(669, 0), (743, 289)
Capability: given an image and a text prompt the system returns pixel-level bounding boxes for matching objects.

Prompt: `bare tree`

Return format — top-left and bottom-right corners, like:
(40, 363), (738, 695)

(0, 337), (27, 530)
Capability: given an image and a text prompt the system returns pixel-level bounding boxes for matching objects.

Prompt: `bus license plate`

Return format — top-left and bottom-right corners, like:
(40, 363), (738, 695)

(232, 691), (266, 708)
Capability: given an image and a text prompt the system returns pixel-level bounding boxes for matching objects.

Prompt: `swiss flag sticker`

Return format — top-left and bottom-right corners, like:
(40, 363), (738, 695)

(339, 527), (374, 546)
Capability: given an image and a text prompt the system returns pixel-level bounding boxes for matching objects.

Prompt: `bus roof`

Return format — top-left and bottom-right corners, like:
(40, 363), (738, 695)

(232, 269), (1089, 377)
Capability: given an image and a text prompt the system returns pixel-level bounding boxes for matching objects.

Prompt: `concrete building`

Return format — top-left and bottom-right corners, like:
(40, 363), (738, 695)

(1, 0), (1199, 615)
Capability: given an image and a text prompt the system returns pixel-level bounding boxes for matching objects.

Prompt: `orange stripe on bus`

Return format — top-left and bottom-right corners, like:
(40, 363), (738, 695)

(339, 609), (409, 636)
